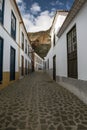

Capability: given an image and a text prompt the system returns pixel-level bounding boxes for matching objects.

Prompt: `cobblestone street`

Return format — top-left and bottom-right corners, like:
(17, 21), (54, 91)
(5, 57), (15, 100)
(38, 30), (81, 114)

(0, 72), (87, 130)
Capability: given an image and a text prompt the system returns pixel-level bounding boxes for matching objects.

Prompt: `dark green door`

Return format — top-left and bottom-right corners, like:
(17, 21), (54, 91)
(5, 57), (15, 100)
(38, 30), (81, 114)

(53, 55), (56, 80)
(0, 37), (3, 83)
(10, 47), (15, 80)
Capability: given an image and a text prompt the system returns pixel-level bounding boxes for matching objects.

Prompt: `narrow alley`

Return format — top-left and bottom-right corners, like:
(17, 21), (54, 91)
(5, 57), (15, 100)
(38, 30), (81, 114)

(0, 72), (87, 130)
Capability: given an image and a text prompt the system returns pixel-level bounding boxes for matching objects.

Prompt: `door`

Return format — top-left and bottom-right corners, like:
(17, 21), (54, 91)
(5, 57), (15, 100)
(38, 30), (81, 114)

(0, 37), (3, 83)
(10, 47), (15, 80)
(28, 62), (29, 74)
(67, 25), (77, 78)
(21, 56), (24, 76)
(53, 55), (56, 80)
(25, 59), (27, 75)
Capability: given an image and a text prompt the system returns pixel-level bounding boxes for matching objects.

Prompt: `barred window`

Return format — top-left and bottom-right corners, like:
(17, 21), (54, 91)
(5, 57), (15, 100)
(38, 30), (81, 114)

(67, 25), (77, 79)
(67, 26), (77, 54)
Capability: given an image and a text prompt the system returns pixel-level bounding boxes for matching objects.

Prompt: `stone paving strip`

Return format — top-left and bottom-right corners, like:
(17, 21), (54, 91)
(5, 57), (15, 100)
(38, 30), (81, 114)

(0, 72), (87, 130)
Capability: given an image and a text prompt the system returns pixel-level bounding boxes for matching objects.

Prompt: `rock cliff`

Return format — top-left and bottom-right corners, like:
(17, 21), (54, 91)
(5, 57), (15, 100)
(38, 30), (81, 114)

(28, 29), (51, 58)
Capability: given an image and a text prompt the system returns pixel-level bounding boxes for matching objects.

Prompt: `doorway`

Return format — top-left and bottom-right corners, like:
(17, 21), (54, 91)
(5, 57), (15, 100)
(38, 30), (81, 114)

(10, 47), (15, 81)
(53, 55), (56, 80)
(67, 25), (78, 78)
(0, 37), (3, 83)
(21, 56), (24, 76)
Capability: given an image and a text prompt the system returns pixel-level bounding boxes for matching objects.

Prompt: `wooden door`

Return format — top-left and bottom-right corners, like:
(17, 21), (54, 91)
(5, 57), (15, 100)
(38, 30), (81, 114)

(67, 25), (77, 78)
(28, 62), (29, 74)
(53, 55), (56, 80)
(10, 47), (15, 80)
(25, 59), (27, 75)
(21, 56), (24, 76)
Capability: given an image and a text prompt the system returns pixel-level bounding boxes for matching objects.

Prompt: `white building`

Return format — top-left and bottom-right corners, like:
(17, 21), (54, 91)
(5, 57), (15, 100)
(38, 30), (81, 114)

(45, 0), (87, 104)
(19, 18), (32, 77)
(0, 0), (32, 89)
(34, 52), (44, 71)
(45, 10), (68, 78)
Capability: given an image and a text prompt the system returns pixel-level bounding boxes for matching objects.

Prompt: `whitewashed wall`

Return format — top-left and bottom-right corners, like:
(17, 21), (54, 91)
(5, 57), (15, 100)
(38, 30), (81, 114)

(0, 0), (32, 74)
(0, 25), (19, 72)
(45, 12), (68, 72)
(34, 53), (44, 71)
(0, 0), (21, 72)
(20, 24), (31, 70)
(45, 47), (53, 69)
(46, 3), (87, 81)
(76, 2), (87, 80)
(53, 34), (67, 77)
(4, 0), (20, 44)
(55, 2), (87, 81)
(45, 2), (87, 104)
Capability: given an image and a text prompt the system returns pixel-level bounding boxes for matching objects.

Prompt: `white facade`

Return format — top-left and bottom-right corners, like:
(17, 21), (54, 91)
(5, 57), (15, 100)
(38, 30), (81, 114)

(45, 11), (68, 77)
(0, 25), (19, 72)
(0, 0), (32, 88)
(19, 23), (32, 77)
(45, 1), (87, 104)
(56, 2), (87, 80)
(34, 53), (44, 71)
(0, 0), (20, 72)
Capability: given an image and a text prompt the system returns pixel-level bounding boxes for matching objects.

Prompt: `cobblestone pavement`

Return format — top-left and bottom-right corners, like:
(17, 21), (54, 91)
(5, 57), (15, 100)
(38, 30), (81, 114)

(0, 72), (87, 130)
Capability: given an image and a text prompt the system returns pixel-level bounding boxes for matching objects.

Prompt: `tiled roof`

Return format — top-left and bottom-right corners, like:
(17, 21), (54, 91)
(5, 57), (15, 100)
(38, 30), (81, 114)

(57, 0), (86, 38)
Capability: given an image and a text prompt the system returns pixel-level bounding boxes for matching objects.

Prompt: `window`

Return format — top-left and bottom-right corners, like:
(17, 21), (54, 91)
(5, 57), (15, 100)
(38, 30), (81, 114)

(67, 25), (77, 78)
(11, 11), (16, 40)
(21, 32), (24, 50)
(0, 0), (4, 24)
(25, 39), (27, 54)
(67, 26), (77, 54)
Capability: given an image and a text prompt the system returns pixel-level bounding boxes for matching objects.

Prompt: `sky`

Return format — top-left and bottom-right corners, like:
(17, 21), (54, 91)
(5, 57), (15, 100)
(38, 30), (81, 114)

(16, 0), (74, 32)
